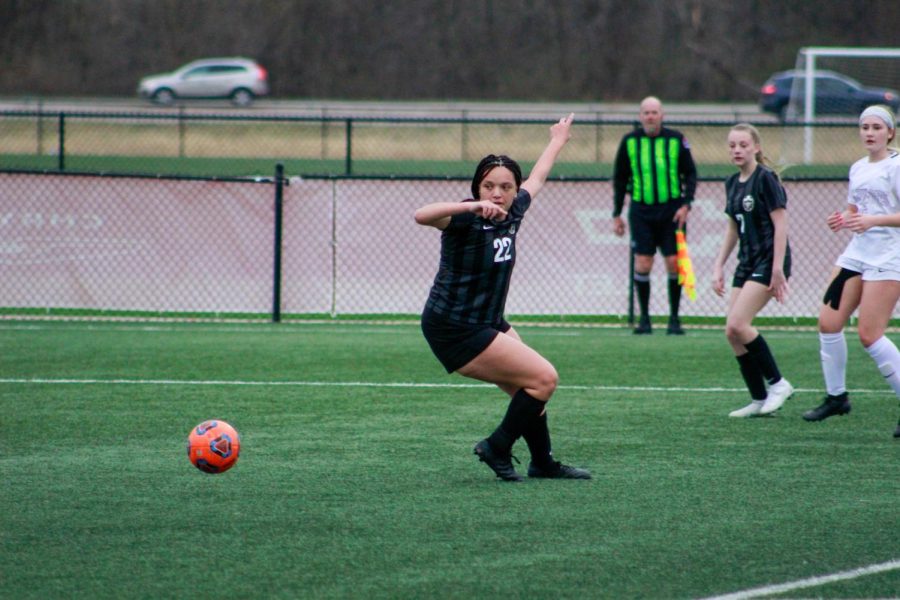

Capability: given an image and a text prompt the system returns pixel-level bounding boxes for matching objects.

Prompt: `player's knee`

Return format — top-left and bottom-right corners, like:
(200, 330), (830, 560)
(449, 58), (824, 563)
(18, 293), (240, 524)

(532, 366), (559, 400)
(818, 316), (844, 335)
(858, 327), (882, 349)
(634, 255), (653, 272)
(724, 321), (747, 345)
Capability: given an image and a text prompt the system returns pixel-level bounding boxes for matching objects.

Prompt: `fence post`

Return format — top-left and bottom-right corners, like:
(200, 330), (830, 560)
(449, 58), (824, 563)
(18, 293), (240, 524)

(344, 118), (352, 175)
(461, 109), (469, 162)
(272, 163), (285, 323)
(178, 105), (186, 158)
(57, 112), (65, 171)
(36, 100), (44, 156)
(628, 248), (635, 326)
(320, 108), (328, 160)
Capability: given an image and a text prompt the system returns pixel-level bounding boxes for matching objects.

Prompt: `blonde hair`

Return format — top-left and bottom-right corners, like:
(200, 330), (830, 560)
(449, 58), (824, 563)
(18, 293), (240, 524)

(730, 123), (780, 177)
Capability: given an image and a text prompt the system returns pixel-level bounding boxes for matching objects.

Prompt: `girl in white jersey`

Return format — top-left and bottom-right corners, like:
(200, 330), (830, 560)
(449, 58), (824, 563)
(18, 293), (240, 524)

(802, 105), (900, 438)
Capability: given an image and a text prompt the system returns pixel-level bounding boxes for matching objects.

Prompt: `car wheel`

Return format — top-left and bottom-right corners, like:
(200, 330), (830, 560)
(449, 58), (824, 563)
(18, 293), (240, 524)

(152, 88), (176, 106)
(777, 105), (788, 123)
(230, 88), (254, 107)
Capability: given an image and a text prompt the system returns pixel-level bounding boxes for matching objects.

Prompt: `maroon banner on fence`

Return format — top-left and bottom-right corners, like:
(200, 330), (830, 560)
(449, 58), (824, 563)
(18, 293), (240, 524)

(1, 173), (862, 318)
(1, 174), (274, 313)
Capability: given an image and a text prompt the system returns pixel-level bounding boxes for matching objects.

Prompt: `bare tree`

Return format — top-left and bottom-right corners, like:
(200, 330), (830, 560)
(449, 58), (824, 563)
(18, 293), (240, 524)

(0, 0), (898, 101)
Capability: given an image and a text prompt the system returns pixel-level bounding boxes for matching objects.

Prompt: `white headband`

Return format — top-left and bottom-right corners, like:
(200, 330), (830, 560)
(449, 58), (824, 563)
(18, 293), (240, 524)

(859, 106), (895, 129)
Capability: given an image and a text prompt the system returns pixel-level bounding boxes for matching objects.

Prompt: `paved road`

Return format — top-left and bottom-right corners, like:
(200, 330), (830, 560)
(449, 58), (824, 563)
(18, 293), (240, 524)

(0, 96), (773, 122)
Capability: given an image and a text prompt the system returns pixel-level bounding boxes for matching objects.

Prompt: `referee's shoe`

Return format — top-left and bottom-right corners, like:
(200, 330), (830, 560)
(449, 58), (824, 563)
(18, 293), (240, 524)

(634, 315), (652, 335)
(666, 316), (685, 335)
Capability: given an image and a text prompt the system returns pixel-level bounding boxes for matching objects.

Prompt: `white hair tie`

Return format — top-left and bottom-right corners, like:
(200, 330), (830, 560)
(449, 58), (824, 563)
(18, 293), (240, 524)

(859, 106), (895, 129)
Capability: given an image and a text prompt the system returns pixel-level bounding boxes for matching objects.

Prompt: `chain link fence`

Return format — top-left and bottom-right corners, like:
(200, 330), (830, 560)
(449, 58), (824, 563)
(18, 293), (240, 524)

(0, 110), (867, 179)
(1, 169), (876, 322)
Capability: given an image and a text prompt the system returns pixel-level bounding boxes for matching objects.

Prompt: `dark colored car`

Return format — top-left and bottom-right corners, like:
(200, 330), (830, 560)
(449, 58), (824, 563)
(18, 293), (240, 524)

(759, 70), (899, 121)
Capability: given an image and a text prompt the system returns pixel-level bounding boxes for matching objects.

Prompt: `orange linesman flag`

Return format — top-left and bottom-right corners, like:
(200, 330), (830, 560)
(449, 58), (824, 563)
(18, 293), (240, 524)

(675, 229), (696, 301)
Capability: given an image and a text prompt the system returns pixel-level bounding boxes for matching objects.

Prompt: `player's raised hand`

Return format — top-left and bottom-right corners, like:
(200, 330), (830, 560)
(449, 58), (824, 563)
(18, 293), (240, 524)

(550, 113), (574, 143)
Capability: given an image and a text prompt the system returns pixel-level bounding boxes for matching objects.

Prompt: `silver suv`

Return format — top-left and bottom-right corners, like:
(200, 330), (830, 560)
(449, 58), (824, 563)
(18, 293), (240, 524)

(138, 58), (269, 107)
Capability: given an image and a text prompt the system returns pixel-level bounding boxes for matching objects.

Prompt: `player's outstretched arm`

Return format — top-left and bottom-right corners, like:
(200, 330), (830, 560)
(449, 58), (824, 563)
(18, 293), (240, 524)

(414, 201), (507, 230)
(520, 113), (573, 199)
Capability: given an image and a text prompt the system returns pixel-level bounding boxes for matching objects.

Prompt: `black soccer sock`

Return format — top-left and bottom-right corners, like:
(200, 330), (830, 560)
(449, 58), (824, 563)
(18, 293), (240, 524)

(634, 272), (651, 319)
(523, 410), (554, 469)
(736, 353), (768, 400)
(487, 389), (546, 453)
(667, 273), (682, 319)
(745, 334), (782, 386)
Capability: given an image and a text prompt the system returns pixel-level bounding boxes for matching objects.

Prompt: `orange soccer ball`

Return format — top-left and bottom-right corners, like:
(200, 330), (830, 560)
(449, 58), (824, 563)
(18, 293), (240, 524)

(187, 420), (241, 474)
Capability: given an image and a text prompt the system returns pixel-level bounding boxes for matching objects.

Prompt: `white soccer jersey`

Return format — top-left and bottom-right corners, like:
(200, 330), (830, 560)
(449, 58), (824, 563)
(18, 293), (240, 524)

(839, 150), (900, 270)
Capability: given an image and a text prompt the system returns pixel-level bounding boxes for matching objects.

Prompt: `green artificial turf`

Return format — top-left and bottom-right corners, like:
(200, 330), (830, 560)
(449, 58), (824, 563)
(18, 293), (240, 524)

(2, 320), (898, 599)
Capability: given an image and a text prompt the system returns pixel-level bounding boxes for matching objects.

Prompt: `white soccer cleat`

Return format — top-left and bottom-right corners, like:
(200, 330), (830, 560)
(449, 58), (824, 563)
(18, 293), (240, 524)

(759, 378), (794, 415)
(729, 400), (764, 418)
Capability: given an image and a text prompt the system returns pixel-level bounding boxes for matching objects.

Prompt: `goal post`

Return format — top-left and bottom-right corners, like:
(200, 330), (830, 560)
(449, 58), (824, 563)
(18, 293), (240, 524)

(784, 46), (900, 165)
(794, 47), (900, 121)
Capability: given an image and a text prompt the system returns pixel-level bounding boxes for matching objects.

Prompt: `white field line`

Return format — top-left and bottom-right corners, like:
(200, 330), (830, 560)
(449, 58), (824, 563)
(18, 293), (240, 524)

(0, 377), (895, 396)
(0, 321), (830, 337)
(699, 558), (900, 600)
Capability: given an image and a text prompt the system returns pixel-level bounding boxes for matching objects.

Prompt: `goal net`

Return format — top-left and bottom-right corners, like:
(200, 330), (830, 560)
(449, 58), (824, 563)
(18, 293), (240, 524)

(778, 47), (900, 166)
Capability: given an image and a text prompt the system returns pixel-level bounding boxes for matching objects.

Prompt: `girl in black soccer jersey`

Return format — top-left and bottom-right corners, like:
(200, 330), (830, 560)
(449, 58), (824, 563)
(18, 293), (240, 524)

(415, 113), (590, 482)
(712, 123), (794, 418)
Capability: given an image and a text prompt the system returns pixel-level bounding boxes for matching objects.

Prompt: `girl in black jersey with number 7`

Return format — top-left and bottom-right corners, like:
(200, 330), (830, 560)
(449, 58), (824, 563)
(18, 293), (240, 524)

(415, 114), (590, 482)
(713, 123), (793, 418)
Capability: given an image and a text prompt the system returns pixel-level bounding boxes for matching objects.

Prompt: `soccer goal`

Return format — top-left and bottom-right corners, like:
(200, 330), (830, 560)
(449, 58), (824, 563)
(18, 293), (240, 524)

(782, 46), (900, 164)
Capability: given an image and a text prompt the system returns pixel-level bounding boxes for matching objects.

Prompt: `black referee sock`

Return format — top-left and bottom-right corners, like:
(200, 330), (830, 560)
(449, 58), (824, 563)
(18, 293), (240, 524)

(667, 273), (681, 319)
(736, 353), (767, 401)
(523, 411), (554, 469)
(634, 272), (651, 320)
(487, 388), (545, 454)
(745, 334), (782, 386)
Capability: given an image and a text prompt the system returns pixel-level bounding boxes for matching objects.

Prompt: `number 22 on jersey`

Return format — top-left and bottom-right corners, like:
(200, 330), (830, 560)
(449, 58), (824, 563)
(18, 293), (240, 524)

(493, 237), (512, 263)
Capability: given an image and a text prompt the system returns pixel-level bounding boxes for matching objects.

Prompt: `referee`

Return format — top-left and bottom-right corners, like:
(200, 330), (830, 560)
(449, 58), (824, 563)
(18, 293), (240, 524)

(612, 96), (697, 335)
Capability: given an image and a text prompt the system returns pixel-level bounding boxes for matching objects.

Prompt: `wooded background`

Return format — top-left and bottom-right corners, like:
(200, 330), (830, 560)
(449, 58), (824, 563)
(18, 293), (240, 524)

(1, 0), (898, 102)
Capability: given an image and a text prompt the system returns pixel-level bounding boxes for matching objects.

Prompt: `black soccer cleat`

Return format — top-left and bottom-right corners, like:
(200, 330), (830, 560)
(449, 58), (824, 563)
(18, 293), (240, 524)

(894, 417), (900, 439)
(633, 317), (652, 335)
(666, 316), (685, 335)
(473, 439), (523, 482)
(802, 393), (851, 422)
(527, 460), (592, 480)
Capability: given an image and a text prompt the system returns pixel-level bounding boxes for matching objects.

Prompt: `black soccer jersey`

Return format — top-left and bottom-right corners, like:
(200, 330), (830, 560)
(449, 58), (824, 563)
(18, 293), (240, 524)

(724, 165), (791, 271)
(424, 189), (531, 325)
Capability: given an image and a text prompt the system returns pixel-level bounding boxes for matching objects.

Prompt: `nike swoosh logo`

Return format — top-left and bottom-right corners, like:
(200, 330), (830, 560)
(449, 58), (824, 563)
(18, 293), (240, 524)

(751, 273), (763, 277)
(482, 225), (495, 230)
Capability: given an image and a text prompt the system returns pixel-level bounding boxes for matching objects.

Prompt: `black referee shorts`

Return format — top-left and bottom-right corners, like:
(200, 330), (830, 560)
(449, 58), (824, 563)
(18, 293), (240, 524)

(628, 203), (682, 257)
(420, 309), (511, 373)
